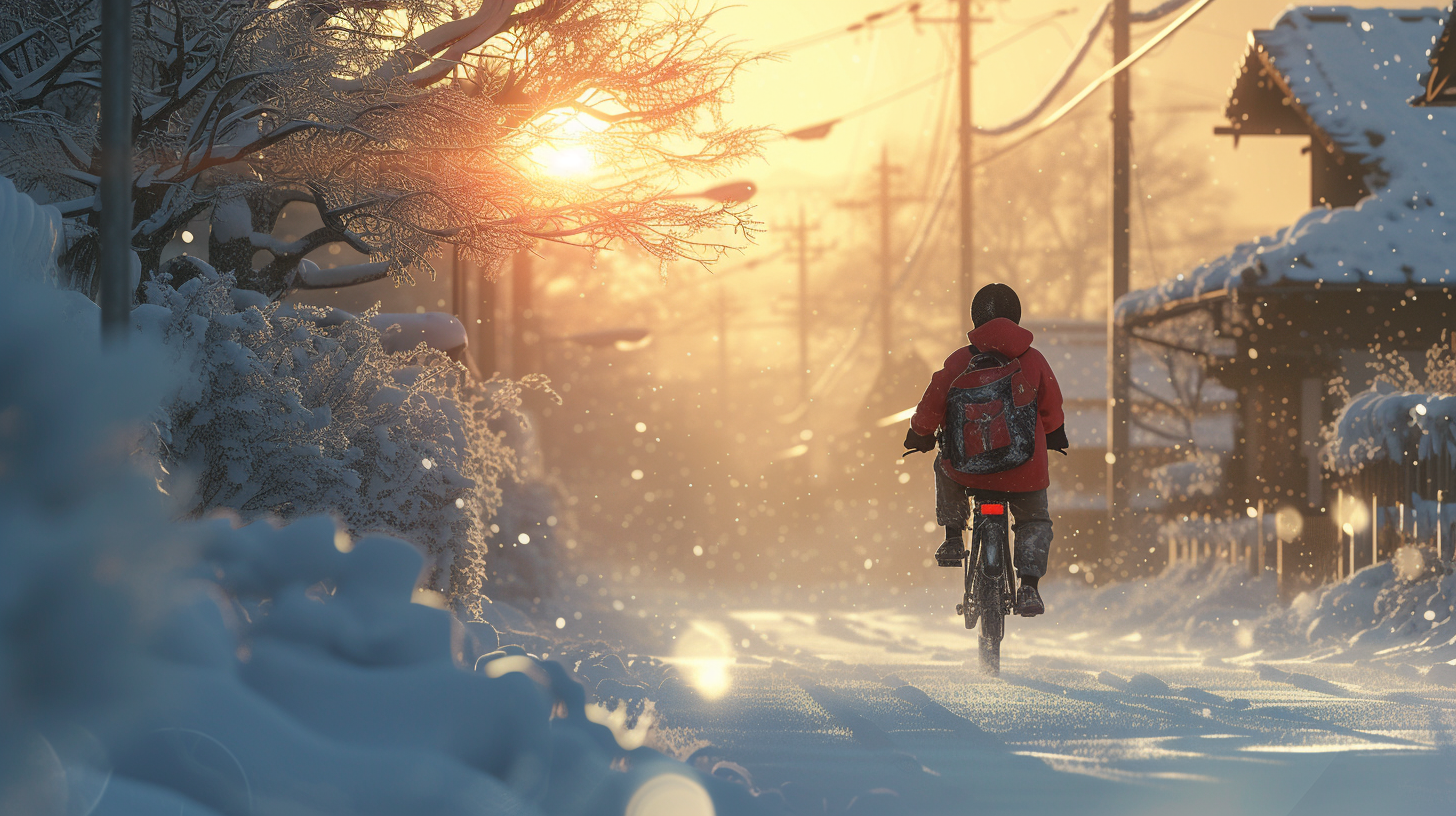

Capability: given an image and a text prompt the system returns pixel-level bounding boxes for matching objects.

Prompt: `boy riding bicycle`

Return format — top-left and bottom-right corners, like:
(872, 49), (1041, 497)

(903, 283), (1068, 617)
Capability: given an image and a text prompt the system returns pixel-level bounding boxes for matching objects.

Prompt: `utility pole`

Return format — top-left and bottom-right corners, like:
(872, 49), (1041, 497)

(836, 148), (910, 359)
(1107, 0), (1133, 529)
(717, 281), (729, 386)
(99, 0), (132, 344)
(957, 0), (975, 332)
(511, 248), (534, 376)
(797, 203), (811, 406)
(878, 144), (895, 359)
(916, 1), (985, 333)
(478, 274), (498, 375)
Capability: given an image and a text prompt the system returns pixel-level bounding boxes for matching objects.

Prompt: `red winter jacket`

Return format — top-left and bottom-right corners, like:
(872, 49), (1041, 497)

(910, 318), (1065, 492)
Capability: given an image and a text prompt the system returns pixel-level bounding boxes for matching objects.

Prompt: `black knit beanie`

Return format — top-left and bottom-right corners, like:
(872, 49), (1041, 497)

(970, 283), (1022, 328)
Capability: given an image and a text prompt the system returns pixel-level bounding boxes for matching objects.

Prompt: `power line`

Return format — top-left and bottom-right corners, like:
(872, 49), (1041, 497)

(967, 0), (1219, 170)
(767, 2), (921, 53)
(781, 9), (1074, 142)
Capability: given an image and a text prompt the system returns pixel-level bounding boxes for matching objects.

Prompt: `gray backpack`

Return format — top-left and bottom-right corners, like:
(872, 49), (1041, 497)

(940, 350), (1039, 474)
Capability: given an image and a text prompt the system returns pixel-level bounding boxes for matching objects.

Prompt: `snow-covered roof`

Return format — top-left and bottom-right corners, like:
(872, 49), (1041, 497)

(1118, 6), (1456, 325)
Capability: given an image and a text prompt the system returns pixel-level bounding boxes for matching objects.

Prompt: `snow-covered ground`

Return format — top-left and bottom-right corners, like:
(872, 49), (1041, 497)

(573, 560), (1456, 815)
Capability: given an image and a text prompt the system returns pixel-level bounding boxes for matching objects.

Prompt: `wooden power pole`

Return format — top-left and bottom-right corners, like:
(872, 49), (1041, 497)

(511, 248), (534, 376)
(99, 0), (132, 344)
(878, 144), (895, 359)
(957, 0), (975, 332)
(797, 203), (811, 405)
(1108, 0), (1133, 527)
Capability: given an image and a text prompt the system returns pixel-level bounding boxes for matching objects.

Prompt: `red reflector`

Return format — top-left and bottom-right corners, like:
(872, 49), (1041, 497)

(981, 503), (1005, 515)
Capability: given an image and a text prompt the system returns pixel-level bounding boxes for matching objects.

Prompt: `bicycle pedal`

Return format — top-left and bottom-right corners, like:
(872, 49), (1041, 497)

(937, 558), (964, 568)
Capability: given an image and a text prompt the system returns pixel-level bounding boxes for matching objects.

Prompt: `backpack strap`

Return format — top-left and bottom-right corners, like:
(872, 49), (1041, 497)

(968, 349), (1011, 371)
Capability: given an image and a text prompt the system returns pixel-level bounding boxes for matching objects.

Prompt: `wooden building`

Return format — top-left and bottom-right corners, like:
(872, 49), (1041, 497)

(1117, 6), (1456, 588)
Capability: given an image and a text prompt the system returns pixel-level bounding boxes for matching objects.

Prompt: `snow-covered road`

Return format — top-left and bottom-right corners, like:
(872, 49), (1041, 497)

(647, 598), (1456, 815)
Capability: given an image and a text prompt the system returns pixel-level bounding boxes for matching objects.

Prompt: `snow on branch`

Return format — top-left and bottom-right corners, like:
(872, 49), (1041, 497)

(294, 259), (391, 289)
(3, 0), (766, 296)
(326, 0), (520, 92)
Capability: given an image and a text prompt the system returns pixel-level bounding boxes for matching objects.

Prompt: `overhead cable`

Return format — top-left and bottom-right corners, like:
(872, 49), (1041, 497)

(970, 0), (1219, 169)
(768, 2), (920, 53)
(973, 2), (1110, 135)
(972, 0), (1196, 135)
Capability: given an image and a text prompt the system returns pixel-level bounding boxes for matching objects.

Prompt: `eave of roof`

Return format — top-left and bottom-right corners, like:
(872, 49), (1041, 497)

(1118, 6), (1456, 328)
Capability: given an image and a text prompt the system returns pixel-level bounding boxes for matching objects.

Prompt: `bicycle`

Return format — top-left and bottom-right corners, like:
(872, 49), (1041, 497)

(948, 500), (1016, 675)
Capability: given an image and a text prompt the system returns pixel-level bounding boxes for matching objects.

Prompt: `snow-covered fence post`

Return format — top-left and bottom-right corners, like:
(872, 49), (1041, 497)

(1440, 489), (1448, 566)
(1371, 493), (1379, 566)
(1254, 499), (1265, 574)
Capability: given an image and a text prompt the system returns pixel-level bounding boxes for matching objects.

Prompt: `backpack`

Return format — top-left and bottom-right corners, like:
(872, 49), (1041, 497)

(940, 349), (1039, 474)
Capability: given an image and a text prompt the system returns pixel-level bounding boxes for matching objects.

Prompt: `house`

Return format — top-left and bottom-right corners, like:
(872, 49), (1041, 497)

(1117, 6), (1456, 585)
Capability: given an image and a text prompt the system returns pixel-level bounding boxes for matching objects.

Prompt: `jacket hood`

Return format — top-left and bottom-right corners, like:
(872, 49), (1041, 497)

(966, 318), (1033, 358)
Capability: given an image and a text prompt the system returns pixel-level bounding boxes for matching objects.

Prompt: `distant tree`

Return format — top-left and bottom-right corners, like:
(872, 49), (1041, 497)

(0, 0), (762, 300)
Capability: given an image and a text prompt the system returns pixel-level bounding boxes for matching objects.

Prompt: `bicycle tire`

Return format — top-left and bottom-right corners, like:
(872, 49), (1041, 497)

(977, 568), (1003, 674)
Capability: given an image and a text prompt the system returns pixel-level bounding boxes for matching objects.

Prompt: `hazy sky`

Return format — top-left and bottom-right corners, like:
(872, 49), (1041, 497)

(713, 0), (1402, 237)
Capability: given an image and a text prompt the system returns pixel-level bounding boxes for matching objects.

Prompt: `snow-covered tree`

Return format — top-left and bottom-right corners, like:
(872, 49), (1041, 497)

(135, 257), (544, 610)
(0, 0), (762, 299)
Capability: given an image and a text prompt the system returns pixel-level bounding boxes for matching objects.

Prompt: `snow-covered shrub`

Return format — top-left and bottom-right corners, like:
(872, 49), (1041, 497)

(140, 260), (535, 612)
(1149, 451), (1223, 504)
(1325, 383), (1456, 474)
(1325, 338), (1456, 474)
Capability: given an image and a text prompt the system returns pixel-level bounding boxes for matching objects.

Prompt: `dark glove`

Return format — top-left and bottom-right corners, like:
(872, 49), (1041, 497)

(903, 427), (936, 454)
(1046, 424), (1069, 456)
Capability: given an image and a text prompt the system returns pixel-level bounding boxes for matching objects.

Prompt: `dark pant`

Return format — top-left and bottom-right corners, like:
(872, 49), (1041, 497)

(934, 457), (1052, 578)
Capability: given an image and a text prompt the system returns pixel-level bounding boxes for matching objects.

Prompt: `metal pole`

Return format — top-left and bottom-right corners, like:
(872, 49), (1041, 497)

(957, 0), (974, 332)
(1106, 0), (1132, 531)
(879, 144), (893, 359)
(798, 203), (810, 405)
(99, 0), (133, 344)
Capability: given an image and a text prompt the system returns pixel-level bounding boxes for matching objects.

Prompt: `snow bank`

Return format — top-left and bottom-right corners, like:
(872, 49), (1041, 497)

(0, 174), (62, 281)
(0, 278), (770, 816)
(1118, 7), (1456, 323)
(1047, 538), (1456, 680)
(1045, 558), (1278, 651)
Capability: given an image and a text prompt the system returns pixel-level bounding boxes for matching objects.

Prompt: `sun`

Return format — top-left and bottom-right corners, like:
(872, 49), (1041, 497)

(538, 144), (596, 177)
(529, 100), (614, 178)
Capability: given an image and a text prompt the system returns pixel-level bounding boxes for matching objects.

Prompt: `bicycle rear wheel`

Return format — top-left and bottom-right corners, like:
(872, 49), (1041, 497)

(976, 569), (1003, 674)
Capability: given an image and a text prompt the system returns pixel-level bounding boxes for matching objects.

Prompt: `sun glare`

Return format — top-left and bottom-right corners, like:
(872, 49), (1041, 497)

(539, 144), (595, 177)
(530, 103), (614, 178)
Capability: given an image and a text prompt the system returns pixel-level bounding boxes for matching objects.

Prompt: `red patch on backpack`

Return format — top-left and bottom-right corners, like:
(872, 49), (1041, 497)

(962, 399), (1011, 455)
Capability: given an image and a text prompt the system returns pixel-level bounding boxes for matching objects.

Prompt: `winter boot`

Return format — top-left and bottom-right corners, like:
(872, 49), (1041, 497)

(935, 531), (967, 567)
(1015, 585), (1044, 617)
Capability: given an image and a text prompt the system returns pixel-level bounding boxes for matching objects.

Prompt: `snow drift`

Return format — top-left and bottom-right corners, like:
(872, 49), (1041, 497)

(0, 277), (769, 815)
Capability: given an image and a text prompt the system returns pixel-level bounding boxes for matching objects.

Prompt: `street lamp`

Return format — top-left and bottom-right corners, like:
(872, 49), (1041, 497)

(667, 180), (757, 204)
(554, 327), (652, 351)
